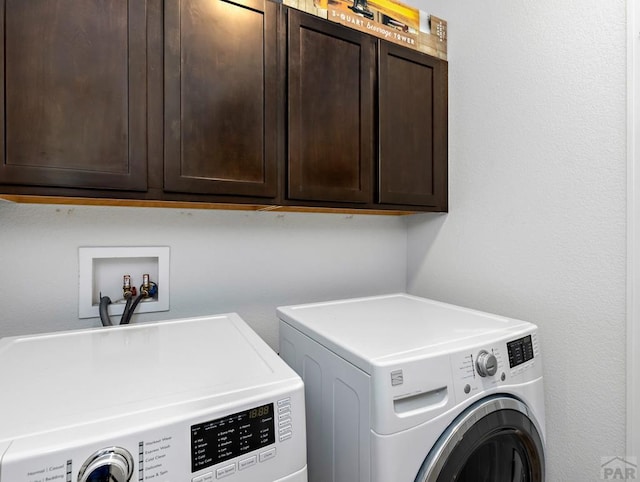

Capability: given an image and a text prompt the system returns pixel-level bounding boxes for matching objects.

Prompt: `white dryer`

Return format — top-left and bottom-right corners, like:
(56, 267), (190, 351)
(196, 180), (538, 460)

(0, 313), (307, 482)
(278, 294), (545, 482)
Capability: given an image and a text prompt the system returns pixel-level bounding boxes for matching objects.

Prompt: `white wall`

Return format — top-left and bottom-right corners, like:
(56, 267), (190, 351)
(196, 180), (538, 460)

(0, 201), (407, 349)
(406, 0), (627, 480)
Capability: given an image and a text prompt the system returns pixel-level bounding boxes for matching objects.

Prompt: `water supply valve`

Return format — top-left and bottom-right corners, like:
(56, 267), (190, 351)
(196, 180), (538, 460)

(122, 275), (133, 299)
(140, 274), (158, 299)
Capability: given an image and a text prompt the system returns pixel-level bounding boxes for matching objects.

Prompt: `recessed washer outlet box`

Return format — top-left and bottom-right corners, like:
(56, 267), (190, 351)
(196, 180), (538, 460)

(79, 246), (170, 319)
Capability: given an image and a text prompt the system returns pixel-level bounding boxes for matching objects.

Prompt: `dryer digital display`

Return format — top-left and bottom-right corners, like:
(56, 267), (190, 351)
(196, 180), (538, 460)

(191, 403), (275, 472)
(507, 335), (535, 368)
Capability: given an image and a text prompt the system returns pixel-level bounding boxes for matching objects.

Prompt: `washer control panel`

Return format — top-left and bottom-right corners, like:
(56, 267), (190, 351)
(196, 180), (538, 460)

(0, 395), (303, 482)
(191, 402), (275, 472)
(190, 397), (294, 481)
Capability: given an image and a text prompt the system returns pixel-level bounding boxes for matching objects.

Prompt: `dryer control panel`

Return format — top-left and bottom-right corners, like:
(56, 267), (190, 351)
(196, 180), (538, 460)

(451, 330), (541, 404)
(506, 334), (535, 369)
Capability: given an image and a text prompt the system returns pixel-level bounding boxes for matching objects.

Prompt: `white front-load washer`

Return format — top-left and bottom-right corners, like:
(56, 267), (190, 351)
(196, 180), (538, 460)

(0, 313), (307, 482)
(278, 294), (545, 482)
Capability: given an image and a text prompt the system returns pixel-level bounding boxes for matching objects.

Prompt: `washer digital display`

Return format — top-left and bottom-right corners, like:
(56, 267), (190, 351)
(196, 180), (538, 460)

(507, 335), (534, 368)
(191, 403), (275, 472)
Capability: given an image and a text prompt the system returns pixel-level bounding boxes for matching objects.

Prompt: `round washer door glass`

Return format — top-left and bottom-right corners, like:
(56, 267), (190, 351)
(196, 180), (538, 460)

(416, 396), (545, 482)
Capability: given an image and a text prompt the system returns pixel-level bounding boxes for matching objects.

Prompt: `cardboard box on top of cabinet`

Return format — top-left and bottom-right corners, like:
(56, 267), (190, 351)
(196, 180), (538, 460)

(283, 0), (447, 60)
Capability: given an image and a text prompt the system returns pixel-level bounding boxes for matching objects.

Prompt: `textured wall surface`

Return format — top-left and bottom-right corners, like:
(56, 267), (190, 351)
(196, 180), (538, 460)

(0, 202), (407, 349)
(406, 0), (627, 480)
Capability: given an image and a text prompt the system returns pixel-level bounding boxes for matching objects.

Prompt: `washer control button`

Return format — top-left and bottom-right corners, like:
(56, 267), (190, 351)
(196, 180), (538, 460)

(259, 448), (276, 462)
(216, 463), (236, 479)
(279, 416), (292, 427)
(238, 456), (257, 471)
(277, 405), (291, 415)
(194, 472), (213, 482)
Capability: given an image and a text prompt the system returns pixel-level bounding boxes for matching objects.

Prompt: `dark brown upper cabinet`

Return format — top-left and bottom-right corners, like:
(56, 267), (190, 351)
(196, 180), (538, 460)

(0, 1), (447, 214)
(286, 9), (375, 204)
(0, 0), (148, 192)
(378, 41), (448, 210)
(163, 0), (278, 199)
(285, 9), (447, 211)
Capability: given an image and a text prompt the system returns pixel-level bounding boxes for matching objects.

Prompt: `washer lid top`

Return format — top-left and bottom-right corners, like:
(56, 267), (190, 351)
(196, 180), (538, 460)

(0, 313), (296, 442)
(277, 294), (536, 373)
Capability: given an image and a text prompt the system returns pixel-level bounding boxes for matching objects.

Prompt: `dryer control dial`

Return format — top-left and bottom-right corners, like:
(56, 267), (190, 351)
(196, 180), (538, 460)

(78, 446), (134, 482)
(476, 350), (498, 377)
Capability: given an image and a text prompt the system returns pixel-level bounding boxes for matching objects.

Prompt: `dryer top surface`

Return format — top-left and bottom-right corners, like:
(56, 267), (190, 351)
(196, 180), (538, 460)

(277, 294), (536, 373)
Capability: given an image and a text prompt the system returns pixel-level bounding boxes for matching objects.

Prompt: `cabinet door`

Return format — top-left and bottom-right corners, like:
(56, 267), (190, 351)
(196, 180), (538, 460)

(378, 41), (448, 208)
(164, 0), (278, 198)
(287, 10), (375, 204)
(0, 0), (147, 191)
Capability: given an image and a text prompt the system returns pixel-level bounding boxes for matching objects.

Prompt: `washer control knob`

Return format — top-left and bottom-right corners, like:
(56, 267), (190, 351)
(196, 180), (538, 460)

(78, 446), (134, 482)
(476, 350), (498, 377)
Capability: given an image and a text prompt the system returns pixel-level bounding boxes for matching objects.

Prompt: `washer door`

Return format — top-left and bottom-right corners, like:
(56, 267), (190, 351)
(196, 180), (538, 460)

(416, 396), (545, 482)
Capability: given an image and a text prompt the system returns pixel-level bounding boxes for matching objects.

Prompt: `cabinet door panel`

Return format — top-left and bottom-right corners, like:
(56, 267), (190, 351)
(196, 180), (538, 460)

(288, 10), (374, 203)
(164, 0), (278, 198)
(0, 0), (147, 191)
(378, 41), (447, 208)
